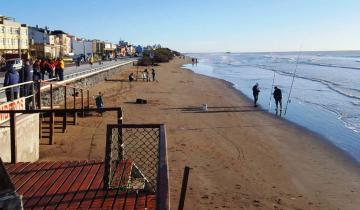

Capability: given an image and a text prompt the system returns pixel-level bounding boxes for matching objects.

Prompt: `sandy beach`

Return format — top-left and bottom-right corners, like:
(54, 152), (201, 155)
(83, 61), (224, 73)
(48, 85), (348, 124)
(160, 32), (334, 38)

(40, 57), (360, 210)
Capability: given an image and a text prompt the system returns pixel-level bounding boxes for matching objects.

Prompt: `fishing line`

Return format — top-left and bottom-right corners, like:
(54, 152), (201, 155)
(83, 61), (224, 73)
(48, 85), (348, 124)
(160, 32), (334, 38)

(268, 70), (276, 111)
(284, 47), (302, 115)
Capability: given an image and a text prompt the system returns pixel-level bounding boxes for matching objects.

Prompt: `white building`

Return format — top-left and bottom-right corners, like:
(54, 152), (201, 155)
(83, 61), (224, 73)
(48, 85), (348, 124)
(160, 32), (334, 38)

(0, 16), (28, 57)
(71, 37), (93, 57)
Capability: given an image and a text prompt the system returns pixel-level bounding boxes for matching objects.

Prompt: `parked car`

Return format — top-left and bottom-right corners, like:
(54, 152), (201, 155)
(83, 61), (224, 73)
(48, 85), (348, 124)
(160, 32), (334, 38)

(5, 58), (23, 70)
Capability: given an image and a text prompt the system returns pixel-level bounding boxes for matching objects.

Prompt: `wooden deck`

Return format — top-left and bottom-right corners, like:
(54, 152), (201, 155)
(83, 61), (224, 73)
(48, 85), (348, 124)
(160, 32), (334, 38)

(5, 160), (156, 210)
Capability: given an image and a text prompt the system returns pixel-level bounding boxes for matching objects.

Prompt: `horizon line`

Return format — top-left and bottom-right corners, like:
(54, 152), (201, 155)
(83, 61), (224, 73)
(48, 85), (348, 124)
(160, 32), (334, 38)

(183, 49), (360, 54)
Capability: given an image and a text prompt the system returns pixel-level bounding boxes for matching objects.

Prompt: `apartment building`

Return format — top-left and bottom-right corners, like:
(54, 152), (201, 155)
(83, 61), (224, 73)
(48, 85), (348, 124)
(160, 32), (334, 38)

(0, 16), (29, 58)
(50, 30), (71, 57)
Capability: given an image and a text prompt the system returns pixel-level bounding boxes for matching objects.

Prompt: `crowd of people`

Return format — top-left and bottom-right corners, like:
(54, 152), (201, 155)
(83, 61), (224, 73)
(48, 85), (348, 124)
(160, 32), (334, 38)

(2, 57), (65, 102)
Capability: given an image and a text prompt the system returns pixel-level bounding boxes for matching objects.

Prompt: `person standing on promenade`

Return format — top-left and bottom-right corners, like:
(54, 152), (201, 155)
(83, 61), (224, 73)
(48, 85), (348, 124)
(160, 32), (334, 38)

(3, 63), (20, 101)
(89, 55), (93, 67)
(54, 58), (60, 79)
(19, 60), (33, 97)
(39, 59), (46, 80)
(33, 60), (42, 82)
(151, 68), (156, 82)
(273, 86), (282, 114)
(58, 58), (65, 81)
(252, 83), (260, 107)
(45, 59), (52, 79)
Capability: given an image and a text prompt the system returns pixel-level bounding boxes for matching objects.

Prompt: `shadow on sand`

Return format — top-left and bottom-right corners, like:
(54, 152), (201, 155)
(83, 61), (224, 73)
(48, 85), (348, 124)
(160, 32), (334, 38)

(163, 105), (261, 113)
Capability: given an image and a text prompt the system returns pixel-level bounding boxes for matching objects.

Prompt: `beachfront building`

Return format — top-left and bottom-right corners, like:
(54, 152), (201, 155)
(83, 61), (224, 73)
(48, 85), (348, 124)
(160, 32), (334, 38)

(92, 39), (105, 57)
(118, 46), (127, 57)
(126, 45), (136, 56)
(71, 37), (93, 58)
(0, 15), (29, 59)
(28, 25), (59, 59)
(50, 30), (71, 57)
(104, 41), (116, 58)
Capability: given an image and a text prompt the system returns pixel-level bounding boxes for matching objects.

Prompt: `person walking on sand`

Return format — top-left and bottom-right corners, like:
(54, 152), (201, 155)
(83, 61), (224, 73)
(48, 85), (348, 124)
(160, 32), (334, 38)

(273, 86), (282, 113)
(128, 73), (135, 82)
(94, 92), (104, 116)
(252, 83), (260, 107)
(151, 68), (156, 82)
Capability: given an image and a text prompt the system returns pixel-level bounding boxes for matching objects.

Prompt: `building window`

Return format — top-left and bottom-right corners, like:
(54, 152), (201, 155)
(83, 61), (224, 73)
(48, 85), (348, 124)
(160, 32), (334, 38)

(0, 39), (3, 45)
(0, 26), (4, 33)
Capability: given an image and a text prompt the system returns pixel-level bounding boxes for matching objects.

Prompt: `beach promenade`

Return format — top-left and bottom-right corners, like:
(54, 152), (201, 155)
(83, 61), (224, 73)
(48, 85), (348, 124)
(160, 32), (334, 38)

(41, 57), (360, 209)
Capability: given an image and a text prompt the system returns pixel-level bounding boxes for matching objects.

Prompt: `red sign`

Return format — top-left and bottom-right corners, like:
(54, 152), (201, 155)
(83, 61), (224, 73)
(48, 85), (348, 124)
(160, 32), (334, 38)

(0, 98), (25, 124)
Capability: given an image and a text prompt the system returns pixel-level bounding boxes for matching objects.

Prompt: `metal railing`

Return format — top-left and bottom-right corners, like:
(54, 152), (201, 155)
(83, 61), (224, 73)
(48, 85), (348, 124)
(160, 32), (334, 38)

(104, 124), (169, 209)
(0, 59), (135, 104)
(64, 60), (131, 80)
(0, 107), (123, 164)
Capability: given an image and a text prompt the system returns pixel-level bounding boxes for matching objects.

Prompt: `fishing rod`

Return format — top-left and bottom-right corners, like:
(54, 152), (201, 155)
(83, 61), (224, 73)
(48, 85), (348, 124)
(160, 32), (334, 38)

(284, 50), (302, 115)
(268, 70), (276, 111)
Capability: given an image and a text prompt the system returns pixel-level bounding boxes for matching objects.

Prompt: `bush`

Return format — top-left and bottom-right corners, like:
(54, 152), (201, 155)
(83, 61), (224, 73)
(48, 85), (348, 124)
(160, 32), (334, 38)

(138, 48), (179, 66)
(138, 56), (152, 66)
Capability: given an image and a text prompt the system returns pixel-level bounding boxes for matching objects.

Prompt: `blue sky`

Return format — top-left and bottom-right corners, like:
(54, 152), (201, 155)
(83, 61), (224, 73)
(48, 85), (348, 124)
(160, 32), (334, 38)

(1, 0), (359, 52)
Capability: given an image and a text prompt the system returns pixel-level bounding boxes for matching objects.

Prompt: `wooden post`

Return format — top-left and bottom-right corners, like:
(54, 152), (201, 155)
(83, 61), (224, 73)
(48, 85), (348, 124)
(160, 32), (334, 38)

(178, 166), (191, 210)
(32, 83), (36, 110)
(63, 86), (67, 133)
(117, 109), (123, 160)
(81, 89), (84, 117)
(87, 90), (90, 110)
(37, 81), (41, 109)
(73, 87), (77, 125)
(50, 84), (54, 145)
(10, 112), (16, 164)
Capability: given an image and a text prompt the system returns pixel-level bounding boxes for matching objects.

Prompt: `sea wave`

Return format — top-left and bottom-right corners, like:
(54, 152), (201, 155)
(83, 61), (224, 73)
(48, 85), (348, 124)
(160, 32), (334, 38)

(298, 99), (360, 133)
(243, 63), (360, 100)
(298, 61), (360, 71)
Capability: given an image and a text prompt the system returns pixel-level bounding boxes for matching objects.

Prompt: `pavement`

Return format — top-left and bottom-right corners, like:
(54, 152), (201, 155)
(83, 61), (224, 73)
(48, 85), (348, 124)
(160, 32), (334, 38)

(0, 57), (137, 102)
(0, 58), (137, 87)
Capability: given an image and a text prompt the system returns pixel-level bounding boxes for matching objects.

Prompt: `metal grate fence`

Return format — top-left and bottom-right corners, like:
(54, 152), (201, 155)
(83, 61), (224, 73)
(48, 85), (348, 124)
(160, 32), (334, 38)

(104, 124), (166, 192)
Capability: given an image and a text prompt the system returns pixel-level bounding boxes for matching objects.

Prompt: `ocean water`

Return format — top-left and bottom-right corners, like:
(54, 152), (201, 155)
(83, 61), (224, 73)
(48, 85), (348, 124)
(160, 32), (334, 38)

(184, 51), (360, 163)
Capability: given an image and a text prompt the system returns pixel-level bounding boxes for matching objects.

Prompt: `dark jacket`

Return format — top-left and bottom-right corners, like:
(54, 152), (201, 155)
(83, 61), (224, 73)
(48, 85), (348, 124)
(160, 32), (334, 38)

(33, 68), (42, 81)
(273, 88), (282, 100)
(252, 85), (260, 96)
(4, 66), (20, 92)
(20, 64), (33, 82)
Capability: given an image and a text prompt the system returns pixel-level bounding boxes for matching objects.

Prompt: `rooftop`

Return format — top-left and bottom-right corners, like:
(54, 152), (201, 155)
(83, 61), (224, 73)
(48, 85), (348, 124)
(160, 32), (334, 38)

(5, 160), (156, 209)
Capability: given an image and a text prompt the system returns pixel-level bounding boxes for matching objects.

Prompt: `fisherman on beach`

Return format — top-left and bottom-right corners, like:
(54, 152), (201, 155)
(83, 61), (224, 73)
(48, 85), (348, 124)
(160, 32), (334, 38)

(252, 83), (260, 107)
(273, 86), (282, 113)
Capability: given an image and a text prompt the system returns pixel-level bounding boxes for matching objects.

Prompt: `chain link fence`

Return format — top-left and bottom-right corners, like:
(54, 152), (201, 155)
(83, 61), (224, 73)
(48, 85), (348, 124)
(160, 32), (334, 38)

(104, 124), (166, 192)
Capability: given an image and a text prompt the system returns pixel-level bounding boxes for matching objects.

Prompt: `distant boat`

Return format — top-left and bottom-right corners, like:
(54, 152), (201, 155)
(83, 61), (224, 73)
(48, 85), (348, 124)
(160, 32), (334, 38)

(226, 52), (231, 54)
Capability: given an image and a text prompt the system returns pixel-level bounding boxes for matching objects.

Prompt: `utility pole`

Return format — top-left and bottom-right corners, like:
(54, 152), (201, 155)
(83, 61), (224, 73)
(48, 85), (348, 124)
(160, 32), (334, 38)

(18, 29), (21, 59)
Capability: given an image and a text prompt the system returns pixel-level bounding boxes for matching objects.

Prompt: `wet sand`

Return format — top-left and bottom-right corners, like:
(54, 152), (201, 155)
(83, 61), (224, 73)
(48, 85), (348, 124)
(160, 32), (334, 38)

(40, 57), (360, 210)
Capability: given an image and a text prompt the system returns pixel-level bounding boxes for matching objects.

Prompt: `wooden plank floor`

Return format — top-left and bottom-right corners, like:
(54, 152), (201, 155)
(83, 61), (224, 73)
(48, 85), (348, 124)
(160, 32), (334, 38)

(5, 160), (156, 210)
